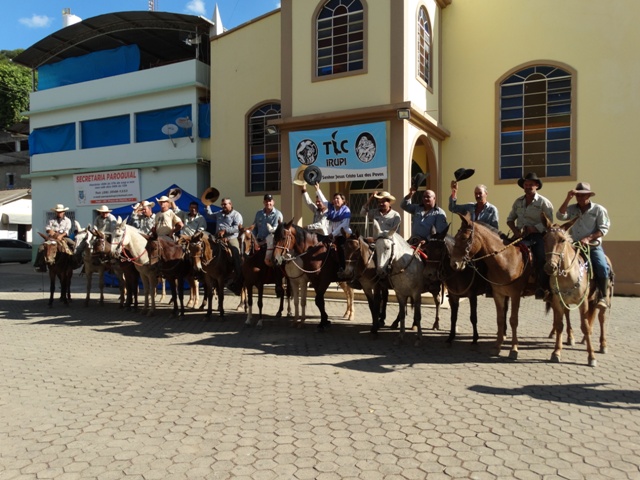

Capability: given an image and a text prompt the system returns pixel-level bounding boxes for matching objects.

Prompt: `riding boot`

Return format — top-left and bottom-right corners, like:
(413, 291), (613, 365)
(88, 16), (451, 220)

(34, 249), (47, 272)
(596, 276), (611, 308)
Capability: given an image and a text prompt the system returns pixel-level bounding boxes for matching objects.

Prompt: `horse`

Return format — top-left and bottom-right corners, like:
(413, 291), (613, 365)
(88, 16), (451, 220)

(238, 228), (291, 328)
(111, 219), (158, 316)
(422, 225), (492, 345)
(449, 212), (536, 359)
(272, 221), (342, 331)
(146, 236), (192, 318)
(186, 231), (235, 319)
(73, 225), (107, 307)
(341, 232), (390, 333)
(542, 214), (614, 367)
(374, 227), (427, 345)
(38, 232), (75, 308)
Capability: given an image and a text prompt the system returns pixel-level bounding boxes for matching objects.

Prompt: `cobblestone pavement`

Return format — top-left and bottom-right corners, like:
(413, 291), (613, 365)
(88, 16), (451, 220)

(1, 263), (639, 480)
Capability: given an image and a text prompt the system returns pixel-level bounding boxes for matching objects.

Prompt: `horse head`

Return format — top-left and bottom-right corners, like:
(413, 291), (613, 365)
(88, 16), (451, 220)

(187, 231), (211, 271)
(41, 236), (65, 265)
(374, 227), (397, 279)
(542, 212), (576, 277)
(272, 220), (296, 266)
(263, 224), (277, 267)
(450, 212), (475, 271)
(111, 217), (129, 257)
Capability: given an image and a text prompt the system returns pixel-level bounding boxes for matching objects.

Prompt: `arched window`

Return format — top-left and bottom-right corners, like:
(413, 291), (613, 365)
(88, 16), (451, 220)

(417, 6), (432, 86)
(499, 65), (573, 180)
(316, 0), (365, 78)
(248, 103), (281, 193)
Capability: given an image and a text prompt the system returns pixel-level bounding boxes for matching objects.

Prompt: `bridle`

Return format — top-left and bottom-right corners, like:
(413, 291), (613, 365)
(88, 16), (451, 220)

(114, 226), (148, 265)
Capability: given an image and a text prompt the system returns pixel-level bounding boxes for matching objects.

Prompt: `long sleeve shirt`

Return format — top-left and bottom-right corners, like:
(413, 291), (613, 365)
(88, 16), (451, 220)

(400, 197), (447, 240)
(556, 202), (610, 246)
(448, 197), (499, 229)
(360, 205), (401, 237)
(94, 213), (117, 235)
(45, 216), (72, 235)
(176, 207), (207, 236)
(207, 207), (242, 239)
(506, 193), (554, 233)
(324, 204), (351, 237)
(130, 213), (155, 235)
(253, 208), (283, 241)
(303, 190), (329, 235)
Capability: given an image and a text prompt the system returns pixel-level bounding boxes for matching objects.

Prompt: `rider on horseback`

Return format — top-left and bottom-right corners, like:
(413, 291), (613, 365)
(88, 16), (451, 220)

(506, 172), (554, 300)
(557, 182), (611, 308)
(400, 187), (447, 246)
(208, 197), (244, 295)
(34, 204), (75, 272)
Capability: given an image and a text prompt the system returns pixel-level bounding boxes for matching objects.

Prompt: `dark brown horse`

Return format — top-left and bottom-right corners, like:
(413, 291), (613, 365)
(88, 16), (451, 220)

(238, 228), (290, 328)
(422, 225), (493, 345)
(38, 232), (74, 307)
(542, 214), (614, 366)
(147, 237), (192, 318)
(187, 231), (234, 319)
(341, 232), (390, 333)
(449, 213), (535, 359)
(272, 221), (340, 331)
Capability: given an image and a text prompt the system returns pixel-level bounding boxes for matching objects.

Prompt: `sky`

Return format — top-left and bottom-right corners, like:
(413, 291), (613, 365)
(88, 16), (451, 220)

(1, 0), (281, 52)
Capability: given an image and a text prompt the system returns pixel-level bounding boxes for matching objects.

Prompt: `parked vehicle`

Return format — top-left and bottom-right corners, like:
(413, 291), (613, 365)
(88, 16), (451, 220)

(0, 239), (32, 264)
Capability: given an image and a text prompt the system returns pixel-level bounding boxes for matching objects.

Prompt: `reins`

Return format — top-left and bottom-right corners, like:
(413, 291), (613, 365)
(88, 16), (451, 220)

(546, 231), (593, 310)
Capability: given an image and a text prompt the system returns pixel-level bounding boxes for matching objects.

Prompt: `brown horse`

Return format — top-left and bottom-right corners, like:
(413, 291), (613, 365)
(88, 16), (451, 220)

(238, 228), (290, 328)
(422, 225), (492, 345)
(272, 221), (340, 331)
(91, 228), (140, 310)
(147, 237), (192, 318)
(341, 232), (390, 333)
(542, 214), (613, 366)
(187, 231), (235, 319)
(449, 213), (535, 359)
(38, 232), (75, 308)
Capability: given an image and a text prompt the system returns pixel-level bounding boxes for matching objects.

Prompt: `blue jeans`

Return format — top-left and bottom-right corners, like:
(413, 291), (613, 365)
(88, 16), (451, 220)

(523, 233), (547, 288)
(589, 245), (609, 280)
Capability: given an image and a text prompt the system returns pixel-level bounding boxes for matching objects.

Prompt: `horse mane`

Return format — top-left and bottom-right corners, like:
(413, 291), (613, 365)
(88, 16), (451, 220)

(201, 231), (214, 262)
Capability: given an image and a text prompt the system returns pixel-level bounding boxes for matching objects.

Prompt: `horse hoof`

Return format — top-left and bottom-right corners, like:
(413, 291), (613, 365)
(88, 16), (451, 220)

(568, 339), (575, 347)
(390, 322), (399, 330)
(550, 353), (561, 363)
(490, 348), (501, 357)
(508, 350), (518, 360)
(600, 346), (607, 354)
(589, 358), (597, 367)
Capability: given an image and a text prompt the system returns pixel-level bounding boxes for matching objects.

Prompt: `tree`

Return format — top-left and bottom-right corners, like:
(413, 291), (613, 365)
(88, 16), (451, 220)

(0, 58), (31, 129)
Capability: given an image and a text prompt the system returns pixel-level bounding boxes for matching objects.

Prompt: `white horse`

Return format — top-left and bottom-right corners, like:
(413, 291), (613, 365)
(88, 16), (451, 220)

(111, 218), (158, 316)
(375, 227), (425, 346)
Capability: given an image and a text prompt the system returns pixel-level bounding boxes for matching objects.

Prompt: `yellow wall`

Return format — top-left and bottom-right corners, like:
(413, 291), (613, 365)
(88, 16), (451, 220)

(441, 0), (640, 241)
(289, 1), (392, 116)
(210, 13), (281, 218)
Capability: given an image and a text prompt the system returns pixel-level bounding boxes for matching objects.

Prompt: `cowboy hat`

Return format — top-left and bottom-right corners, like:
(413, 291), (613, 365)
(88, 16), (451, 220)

(303, 165), (323, 185)
(411, 172), (429, 189)
(293, 165), (307, 186)
(156, 195), (172, 203)
(574, 182), (595, 196)
(373, 191), (396, 204)
(517, 172), (543, 190)
(200, 187), (220, 206)
(51, 204), (69, 212)
(454, 168), (475, 182)
(138, 200), (155, 209)
(95, 205), (112, 213)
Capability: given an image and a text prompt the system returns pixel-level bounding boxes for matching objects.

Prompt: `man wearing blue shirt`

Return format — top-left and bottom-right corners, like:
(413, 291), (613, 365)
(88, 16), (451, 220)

(253, 194), (283, 243)
(400, 188), (447, 244)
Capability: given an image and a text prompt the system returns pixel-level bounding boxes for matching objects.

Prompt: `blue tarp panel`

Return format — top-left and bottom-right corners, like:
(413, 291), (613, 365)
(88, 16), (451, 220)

(81, 115), (130, 149)
(38, 44), (141, 91)
(30, 123), (76, 155)
(136, 105), (192, 143)
(198, 103), (210, 138)
(110, 184), (220, 225)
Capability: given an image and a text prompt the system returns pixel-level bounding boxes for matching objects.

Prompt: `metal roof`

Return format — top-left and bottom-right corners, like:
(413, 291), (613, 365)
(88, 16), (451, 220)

(13, 11), (214, 70)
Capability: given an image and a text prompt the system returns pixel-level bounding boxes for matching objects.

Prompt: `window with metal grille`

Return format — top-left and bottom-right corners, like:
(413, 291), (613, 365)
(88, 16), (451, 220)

(499, 65), (573, 180)
(417, 6), (431, 86)
(316, 0), (365, 77)
(348, 179), (384, 237)
(248, 104), (281, 193)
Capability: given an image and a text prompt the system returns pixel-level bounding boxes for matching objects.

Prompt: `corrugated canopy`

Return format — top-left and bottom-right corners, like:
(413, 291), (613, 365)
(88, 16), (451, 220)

(13, 11), (214, 70)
